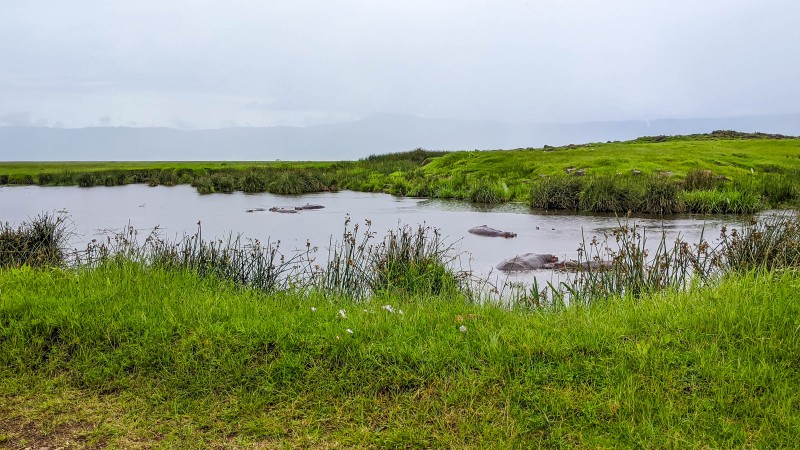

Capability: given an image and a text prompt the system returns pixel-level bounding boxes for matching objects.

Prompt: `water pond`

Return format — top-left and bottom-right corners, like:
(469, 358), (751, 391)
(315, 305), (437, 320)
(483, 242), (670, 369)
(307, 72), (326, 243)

(2, 184), (742, 288)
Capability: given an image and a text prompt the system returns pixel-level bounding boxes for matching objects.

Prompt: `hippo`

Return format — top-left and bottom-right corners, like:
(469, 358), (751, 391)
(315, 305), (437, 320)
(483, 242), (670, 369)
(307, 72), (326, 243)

(295, 203), (325, 210)
(468, 225), (517, 238)
(269, 207), (298, 214)
(245, 207), (267, 213)
(496, 253), (559, 271)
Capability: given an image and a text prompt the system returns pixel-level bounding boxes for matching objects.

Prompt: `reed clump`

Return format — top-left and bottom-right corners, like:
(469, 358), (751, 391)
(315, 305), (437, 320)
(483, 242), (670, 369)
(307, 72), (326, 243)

(468, 181), (506, 204)
(556, 224), (717, 304)
(678, 189), (761, 214)
(719, 212), (800, 272)
(523, 211), (800, 306)
(641, 175), (681, 214)
(80, 224), (309, 294)
(319, 218), (464, 298)
(529, 176), (583, 210)
(0, 214), (68, 268)
(75, 216), (466, 300)
(578, 176), (637, 213)
(371, 224), (461, 295)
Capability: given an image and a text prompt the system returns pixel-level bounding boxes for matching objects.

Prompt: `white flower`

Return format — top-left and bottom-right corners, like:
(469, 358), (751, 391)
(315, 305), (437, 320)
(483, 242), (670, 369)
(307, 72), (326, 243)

(310, 307), (317, 312)
(459, 325), (467, 333)
(338, 309), (347, 319)
(346, 328), (353, 334)
(398, 309), (404, 316)
(382, 305), (395, 313)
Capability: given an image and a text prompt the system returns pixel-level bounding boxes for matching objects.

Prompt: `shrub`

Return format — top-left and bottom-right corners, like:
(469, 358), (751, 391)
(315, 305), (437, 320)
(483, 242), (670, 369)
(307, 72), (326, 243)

(684, 169), (720, 191)
(641, 176), (681, 215)
(193, 177), (215, 194)
(468, 181), (505, 204)
(530, 176), (583, 210)
(579, 176), (639, 213)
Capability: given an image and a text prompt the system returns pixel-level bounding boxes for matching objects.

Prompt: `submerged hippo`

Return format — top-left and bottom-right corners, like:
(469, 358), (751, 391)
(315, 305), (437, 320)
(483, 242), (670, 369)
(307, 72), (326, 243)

(269, 207), (298, 214)
(496, 253), (559, 271)
(295, 203), (325, 210)
(468, 225), (517, 238)
(245, 207), (267, 213)
(550, 260), (613, 271)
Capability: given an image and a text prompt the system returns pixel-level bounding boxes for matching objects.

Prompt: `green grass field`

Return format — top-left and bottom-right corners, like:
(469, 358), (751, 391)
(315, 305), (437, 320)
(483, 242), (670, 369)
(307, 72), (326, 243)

(422, 138), (800, 180)
(2, 263), (799, 448)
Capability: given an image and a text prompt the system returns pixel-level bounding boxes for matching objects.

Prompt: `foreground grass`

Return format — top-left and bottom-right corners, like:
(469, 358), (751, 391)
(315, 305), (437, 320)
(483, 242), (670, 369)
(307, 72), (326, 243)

(1, 263), (799, 448)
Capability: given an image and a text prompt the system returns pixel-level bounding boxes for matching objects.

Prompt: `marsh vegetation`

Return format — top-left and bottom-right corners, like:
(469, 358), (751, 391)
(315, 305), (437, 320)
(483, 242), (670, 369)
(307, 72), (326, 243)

(3, 132), (800, 213)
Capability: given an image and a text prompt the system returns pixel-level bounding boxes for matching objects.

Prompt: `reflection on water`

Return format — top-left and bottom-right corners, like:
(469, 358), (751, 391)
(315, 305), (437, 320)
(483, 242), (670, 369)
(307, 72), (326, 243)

(1, 184), (750, 290)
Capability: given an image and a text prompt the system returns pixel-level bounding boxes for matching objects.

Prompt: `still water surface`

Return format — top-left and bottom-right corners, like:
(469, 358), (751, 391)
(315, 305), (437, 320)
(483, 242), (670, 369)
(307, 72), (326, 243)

(2, 184), (741, 283)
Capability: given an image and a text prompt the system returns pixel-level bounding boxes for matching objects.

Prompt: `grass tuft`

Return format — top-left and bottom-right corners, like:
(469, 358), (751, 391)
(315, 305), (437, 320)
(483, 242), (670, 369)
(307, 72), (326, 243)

(0, 214), (68, 268)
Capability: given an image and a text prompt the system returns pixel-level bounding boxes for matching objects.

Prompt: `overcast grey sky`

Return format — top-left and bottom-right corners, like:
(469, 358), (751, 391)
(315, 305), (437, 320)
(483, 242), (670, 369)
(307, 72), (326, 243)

(2, 0), (799, 129)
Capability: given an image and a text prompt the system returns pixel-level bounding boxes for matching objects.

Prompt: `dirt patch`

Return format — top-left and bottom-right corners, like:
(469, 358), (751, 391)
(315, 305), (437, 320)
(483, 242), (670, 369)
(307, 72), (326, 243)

(0, 415), (104, 450)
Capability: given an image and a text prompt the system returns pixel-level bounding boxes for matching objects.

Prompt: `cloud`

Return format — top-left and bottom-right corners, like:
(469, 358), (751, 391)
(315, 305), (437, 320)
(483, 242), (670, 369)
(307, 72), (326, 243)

(0, 111), (47, 127)
(1, 1), (799, 129)
(172, 119), (198, 130)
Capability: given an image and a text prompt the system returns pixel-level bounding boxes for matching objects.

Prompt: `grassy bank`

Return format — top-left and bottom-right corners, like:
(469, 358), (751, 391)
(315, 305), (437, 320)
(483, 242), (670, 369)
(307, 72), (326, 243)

(2, 212), (800, 447)
(2, 263), (799, 448)
(2, 132), (800, 212)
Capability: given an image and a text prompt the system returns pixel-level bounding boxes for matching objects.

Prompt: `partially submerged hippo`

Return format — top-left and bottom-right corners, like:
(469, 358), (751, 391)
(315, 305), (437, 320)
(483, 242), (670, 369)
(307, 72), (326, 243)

(549, 260), (612, 271)
(496, 253), (559, 271)
(295, 203), (324, 210)
(468, 225), (517, 238)
(245, 207), (267, 213)
(269, 207), (298, 214)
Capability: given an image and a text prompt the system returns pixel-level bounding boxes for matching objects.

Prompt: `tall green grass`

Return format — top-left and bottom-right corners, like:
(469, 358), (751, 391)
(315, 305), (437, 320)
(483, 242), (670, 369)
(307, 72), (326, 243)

(678, 189), (761, 214)
(530, 174), (764, 214)
(529, 176), (583, 210)
(8, 210), (800, 307)
(72, 216), (467, 301)
(318, 218), (463, 298)
(557, 224), (717, 304)
(720, 211), (800, 272)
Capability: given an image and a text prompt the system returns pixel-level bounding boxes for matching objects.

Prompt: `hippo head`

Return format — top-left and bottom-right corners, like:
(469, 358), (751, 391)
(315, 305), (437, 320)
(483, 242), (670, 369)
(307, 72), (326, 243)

(543, 254), (558, 263)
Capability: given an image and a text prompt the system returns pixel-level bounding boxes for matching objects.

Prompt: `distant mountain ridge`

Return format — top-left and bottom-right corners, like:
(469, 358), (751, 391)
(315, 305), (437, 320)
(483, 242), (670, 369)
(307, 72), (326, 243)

(1, 113), (799, 161)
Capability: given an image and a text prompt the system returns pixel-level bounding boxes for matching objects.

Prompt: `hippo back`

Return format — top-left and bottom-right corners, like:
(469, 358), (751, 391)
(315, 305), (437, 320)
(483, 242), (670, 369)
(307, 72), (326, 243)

(496, 253), (558, 271)
(469, 225), (517, 238)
